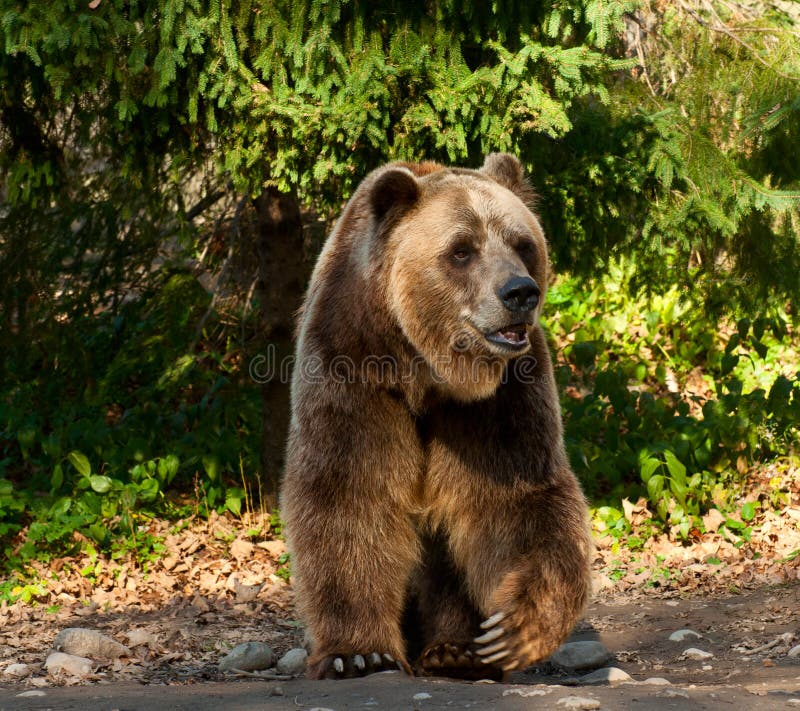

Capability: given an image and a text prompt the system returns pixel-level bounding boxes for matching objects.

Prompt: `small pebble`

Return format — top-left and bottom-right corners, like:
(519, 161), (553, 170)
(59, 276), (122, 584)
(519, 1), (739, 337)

(219, 642), (275, 672)
(276, 648), (308, 675)
(702, 664), (713, 670)
(53, 628), (130, 660)
(503, 688), (547, 697)
(550, 641), (614, 671)
(413, 692), (432, 700)
(681, 647), (713, 661)
(556, 696), (601, 710)
(3, 663), (31, 678)
(16, 691), (47, 698)
(577, 666), (632, 685)
(45, 651), (94, 678)
(641, 677), (671, 685)
(668, 629), (701, 642)
(659, 688), (690, 699)
(788, 645), (800, 658)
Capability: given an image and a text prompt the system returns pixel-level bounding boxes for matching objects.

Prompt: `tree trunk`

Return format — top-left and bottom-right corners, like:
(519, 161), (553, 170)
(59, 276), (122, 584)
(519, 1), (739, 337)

(252, 186), (307, 506)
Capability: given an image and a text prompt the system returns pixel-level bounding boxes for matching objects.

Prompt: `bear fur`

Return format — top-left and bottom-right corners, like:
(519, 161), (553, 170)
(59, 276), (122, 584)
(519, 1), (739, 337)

(281, 153), (592, 680)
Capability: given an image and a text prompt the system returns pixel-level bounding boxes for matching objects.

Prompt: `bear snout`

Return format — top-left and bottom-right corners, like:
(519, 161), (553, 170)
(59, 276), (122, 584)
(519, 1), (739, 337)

(497, 276), (540, 313)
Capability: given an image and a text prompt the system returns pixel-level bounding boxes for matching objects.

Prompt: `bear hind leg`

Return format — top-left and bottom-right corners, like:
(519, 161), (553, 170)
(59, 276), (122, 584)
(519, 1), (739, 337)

(410, 529), (504, 681)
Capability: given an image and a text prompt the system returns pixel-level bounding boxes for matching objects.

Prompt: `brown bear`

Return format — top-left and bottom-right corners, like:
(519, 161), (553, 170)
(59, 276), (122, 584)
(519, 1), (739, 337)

(281, 153), (592, 681)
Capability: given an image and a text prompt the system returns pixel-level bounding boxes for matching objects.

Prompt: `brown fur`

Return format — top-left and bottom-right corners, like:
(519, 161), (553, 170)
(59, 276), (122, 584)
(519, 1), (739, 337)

(281, 154), (592, 680)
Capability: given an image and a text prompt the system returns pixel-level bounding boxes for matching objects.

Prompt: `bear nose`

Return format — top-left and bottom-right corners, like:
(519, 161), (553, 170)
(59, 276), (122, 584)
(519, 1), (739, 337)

(498, 276), (540, 312)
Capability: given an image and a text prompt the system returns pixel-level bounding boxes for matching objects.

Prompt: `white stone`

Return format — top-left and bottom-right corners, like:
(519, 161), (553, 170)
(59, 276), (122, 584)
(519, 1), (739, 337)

(3, 663), (31, 678)
(641, 677), (671, 685)
(556, 696), (601, 710)
(16, 691), (47, 698)
(681, 647), (713, 660)
(659, 688), (690, 698)
(413, 692), (432, 700)
(53, 627), (130, 660)
(276, 648), (308, 675)
(549, 641), (613, 671)
(219, 642), (275, 672)
(788, 644), (800, 658)
(577, 667), (633, 685)
(503, 688), (547, 697)
(669, 629), (701, 642)
(45, 651), (94, 678)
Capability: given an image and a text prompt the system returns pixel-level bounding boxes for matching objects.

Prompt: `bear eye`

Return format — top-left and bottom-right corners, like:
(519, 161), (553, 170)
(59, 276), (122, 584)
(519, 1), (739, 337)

(450, 245), (474, 264)
(516, 240), (537, 262)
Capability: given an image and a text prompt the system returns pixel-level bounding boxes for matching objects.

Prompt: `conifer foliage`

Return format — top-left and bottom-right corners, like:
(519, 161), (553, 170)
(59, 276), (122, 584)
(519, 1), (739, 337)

(0, 2), (798, 533)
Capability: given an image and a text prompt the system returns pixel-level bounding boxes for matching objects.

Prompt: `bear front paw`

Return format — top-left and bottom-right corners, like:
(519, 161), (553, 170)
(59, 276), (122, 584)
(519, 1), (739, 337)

(473, 606), (564, 672)
(417, 641), (504, 681)
(313, 652), (408, 679)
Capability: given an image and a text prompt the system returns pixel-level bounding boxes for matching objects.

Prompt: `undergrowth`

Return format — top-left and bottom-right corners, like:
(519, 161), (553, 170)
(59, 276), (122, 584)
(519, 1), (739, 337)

(0, 259), (798, 603)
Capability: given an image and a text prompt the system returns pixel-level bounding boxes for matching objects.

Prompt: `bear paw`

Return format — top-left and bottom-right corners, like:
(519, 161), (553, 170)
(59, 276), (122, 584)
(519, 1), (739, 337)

(473, 608), (556, 672)
(417, 641), (504, 681)
(316, 652), (407, 679)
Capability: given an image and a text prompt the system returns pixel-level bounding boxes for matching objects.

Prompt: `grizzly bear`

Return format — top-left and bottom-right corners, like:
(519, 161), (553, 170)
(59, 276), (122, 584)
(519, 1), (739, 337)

(281, 153), (592, 681)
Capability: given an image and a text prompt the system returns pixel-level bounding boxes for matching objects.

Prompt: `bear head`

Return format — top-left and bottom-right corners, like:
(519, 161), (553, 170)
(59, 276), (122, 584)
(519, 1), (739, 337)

(361, 153), (549, 402)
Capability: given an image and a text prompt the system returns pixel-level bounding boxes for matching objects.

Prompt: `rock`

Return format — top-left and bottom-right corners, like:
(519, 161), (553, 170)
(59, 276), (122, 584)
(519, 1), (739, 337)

(550, 641), (614, 671)
(577, 666), (633, 685)
(641, 677), (671, 685)
(556, 695), (601, 709)
(45, 651), (94, 678)
(3, 663), (31, 678)
(124, 629), (157, 648)
(413, 692), (432, 700)
(275, 647), (308, 675)
(669, 629), (701, 642)
(16, 691), (47, 698)
(681, 647), (713, 661)
(53, 627), (130, 660)
(219, 642), (275, 672)
(788, 644), (800, 658)
(503, 688), (547, 697)
(659, 688), (690, 699)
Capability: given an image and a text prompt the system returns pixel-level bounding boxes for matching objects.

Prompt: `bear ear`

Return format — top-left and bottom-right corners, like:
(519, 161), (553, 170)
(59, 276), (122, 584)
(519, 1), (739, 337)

(369, 166), (420, 224)
(481, 153), (535, 205)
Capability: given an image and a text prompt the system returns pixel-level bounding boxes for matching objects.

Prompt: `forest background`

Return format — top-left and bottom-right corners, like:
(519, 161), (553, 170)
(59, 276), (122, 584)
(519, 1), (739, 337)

(0, 0), (799, 602)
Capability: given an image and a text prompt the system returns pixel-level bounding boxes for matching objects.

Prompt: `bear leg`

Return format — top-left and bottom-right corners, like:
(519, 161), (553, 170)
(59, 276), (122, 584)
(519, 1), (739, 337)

(410, 530), (504, 680)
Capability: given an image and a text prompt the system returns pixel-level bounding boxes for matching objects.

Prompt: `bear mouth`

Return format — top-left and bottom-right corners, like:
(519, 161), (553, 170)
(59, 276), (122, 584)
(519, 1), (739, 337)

(485, 323), (529, 350)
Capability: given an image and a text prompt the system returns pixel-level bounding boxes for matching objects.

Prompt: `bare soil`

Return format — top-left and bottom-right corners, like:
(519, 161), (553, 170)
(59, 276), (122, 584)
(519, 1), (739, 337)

(1, 508), (799, 709)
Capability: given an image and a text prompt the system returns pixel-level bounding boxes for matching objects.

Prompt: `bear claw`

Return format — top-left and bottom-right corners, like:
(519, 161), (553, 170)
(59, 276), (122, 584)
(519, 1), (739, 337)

(319, 652), (404, 679)
(417, 641), (504, 681)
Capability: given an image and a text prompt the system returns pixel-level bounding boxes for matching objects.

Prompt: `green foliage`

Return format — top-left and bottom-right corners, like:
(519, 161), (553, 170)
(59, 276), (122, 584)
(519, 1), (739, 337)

(1, 1), (799, 575)
(552, 259), (800, 539)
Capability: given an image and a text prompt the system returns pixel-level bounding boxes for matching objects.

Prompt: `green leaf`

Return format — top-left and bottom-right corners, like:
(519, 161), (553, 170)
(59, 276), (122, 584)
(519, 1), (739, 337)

(640, 457), (661, 483)
(68, 451), (91, 478)
(663, 450), (686, 486)
(721, 353), (739, 375)
(647, 474), (665, 502)
(203, 456), (219, 482)
(51, 464), (64, 490)
(89, 475), (112, 494)
(137, 478), (160, 502)
(749, 336), (767, 359)
(740, 501), (758, 521)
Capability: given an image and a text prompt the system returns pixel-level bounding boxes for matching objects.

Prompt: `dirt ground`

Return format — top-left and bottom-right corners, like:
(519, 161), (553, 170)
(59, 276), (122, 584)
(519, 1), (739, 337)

(1, 508), (799, 709)
(1, 584), (799, 710)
